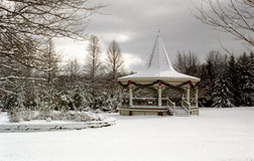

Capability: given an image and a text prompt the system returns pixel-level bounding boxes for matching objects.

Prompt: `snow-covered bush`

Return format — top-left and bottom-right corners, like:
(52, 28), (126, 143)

(101, 90), (121, 112)
(7, 109), (106, 123)
(57, 94), (72, 111)
(22, 108), (34, 121)
(48, 110), (105, 121)
(8, 107), (22, 123)
(72, 87), (87, 109)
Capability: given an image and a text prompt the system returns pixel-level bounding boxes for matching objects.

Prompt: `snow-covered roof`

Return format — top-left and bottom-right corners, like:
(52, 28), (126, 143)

(118, 32), (200, 84)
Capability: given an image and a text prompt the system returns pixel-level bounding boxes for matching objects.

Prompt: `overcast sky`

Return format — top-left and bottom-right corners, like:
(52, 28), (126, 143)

(55, 0), (248, 72)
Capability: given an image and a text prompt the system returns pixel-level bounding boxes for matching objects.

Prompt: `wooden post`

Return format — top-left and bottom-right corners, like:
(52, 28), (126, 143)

(129, 86), (133, 107)
(158, 86), (162, 107)
(181, 87), (185, 100)
(187, 85), (190, 103)
(195, 86), (199, 107)
(120, 88), (123, 107)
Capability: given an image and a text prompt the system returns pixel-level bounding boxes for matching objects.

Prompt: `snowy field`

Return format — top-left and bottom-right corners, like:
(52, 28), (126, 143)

(0, 107), (254, 161)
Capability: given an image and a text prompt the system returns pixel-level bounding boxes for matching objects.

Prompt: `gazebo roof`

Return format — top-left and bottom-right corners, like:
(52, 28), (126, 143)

(118, 32), (200, 84)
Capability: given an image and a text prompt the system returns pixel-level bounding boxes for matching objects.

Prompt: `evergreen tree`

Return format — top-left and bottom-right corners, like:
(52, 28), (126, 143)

(200, 51), (230, 107)
(227, 55), (239, 106)
(236, 53), (254, 106)
(212, 72), (234, 108)
(200, 59), (216, 106)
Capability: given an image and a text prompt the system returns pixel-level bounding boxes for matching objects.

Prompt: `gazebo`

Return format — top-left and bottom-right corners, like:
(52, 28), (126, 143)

(118, 32), (200, 116)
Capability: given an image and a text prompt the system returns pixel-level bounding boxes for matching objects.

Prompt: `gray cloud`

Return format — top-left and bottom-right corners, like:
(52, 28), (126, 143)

(64, 0), (248, 71)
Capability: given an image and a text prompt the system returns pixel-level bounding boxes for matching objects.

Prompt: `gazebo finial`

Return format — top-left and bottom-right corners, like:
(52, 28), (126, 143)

(157, 29), (161, 37)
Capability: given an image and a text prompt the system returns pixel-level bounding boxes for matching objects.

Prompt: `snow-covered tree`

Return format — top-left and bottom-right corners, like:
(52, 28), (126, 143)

(38, 39), (61, 110)
(200, 51), (229, 107)
(0, 0), (104, 117)
(227, 55), (240, 106)
(200, 59), (216, 106)
(212, 73), (234, 108)
(235, 53), (254, 106)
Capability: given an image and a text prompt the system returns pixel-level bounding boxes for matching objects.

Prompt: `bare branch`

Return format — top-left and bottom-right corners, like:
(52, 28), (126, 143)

(191, 0), (254, 47)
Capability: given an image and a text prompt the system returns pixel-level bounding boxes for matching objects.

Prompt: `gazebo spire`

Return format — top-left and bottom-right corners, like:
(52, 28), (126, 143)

(146, 31), (176, 73)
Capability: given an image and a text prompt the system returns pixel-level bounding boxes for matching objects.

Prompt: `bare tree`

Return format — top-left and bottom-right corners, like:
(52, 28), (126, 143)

(0, 34), (38, 96)
(0, 0), (104, 65)
(105, 40), (124, 84)
(0, 0), (104, 40)
(65, 58), (81, 81)
(0, 0), (104, 98)
(84, 35), (102, 83)
(174, 51), (201, 77)
(192, 0), (254, 47)
(206, 50), (228, 73)
(0, 0), (104, 81)
(83, 35), (103, 102)
(40, 38), (61, 84)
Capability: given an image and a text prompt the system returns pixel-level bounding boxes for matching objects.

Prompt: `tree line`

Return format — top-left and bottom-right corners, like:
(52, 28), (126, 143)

(0, 35), (126, 114)
(174, 51), (254, 107)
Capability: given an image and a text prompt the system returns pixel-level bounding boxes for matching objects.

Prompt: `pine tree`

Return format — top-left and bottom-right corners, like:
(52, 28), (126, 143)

(227, 55), (239, 106)
(200, 60), (216, 106)
(236, 53), (254, 106)
(212, 72), (234, 108)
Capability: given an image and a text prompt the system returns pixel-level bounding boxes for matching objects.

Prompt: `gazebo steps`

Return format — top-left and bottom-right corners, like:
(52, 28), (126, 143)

(174, 106), (199, 116)
(174, 107), (189, 116)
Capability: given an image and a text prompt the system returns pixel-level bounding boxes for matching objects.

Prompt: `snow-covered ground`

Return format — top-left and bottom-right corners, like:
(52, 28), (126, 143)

(0, 107), (254, 161)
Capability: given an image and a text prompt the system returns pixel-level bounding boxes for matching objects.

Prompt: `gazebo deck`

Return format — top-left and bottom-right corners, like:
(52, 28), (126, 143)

(119, 106), (173, 116)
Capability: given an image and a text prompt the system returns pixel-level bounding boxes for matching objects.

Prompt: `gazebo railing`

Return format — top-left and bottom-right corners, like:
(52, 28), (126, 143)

(164, 97), (176, 115)
(181, 99), (190, 115)
(133, 97), (158, 106)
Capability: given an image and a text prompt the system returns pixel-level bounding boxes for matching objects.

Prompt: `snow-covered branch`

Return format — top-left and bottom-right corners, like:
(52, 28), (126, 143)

(0, 76), (46, 81)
